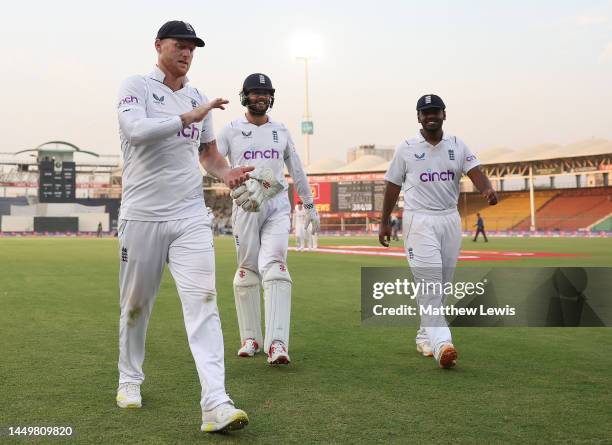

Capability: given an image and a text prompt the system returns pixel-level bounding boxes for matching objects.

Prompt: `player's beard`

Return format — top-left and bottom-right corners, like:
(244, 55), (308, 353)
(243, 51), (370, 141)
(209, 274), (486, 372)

(248, 99), (270, 116)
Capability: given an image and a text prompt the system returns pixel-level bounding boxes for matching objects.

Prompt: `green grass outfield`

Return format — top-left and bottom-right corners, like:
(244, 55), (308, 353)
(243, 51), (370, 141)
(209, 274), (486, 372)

(0, 236), (611, 444)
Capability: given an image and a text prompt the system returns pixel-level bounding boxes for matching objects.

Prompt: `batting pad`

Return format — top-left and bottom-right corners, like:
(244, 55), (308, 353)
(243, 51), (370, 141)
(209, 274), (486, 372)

(263, 263), (292, 353)
(233, 268), (263, 346)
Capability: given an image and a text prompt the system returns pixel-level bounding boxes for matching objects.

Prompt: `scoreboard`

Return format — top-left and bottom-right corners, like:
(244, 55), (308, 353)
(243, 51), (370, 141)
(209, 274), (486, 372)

(290, 174), (390, 215)
(38, 160), (76, 202)
(336, 181), (386, 212)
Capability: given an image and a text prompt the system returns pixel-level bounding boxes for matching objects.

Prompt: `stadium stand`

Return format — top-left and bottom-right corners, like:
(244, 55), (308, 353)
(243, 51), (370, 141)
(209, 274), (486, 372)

(461, 190), (558, 231)
(457, 194), (494, 230)
(1, 138), (610, 235)
(513, 187), (612, 231)
(204, 190), (233, 235)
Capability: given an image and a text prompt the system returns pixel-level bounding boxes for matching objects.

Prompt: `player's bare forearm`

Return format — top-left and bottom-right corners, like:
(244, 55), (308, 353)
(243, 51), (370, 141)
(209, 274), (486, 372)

(379, 181), (401, 247)
(381, 181), (401, 223)
(199, 140), (228, 177)
(467, 166), (498, 205)
(199, 140), (253, 189)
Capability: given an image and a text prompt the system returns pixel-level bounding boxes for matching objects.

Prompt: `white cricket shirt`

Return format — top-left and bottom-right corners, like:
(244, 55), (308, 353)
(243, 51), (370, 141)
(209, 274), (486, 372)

(117, 66), (215, 221)
(384, 132), (480, 212)
(217, 117), (313, 202)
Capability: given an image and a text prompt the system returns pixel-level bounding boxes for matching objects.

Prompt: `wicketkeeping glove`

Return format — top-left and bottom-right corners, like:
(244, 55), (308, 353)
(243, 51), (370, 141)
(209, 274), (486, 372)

(230, 167), (284, 212)
(248, 167), (284, 200)
(304, 203), (320, 234)
(230, 181), (263, 212)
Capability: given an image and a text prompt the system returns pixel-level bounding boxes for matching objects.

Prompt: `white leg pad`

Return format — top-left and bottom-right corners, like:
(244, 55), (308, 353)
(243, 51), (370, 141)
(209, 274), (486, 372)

(263, 263), (292, 353)
(233, 268), (263, 346)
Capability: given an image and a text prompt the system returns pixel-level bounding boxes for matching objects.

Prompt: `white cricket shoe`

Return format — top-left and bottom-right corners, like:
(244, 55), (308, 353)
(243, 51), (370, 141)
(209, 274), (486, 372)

(201, 402), (249, 433)
(436, 343), (458, 369)
(116, 383), (142, 408)
(416, 340), (434, 357)
(237, 338), (260, 357)
(267, 340), (290, 365)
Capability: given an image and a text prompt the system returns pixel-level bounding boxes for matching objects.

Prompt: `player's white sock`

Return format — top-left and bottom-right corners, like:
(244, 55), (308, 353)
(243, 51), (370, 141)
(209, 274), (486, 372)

(263, 263), (292, 353)
(233, 268), (263, 347)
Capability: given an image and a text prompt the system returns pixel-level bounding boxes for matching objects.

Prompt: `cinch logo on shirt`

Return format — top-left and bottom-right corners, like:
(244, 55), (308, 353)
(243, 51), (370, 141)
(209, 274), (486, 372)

(177, 124), (200, 140)
(118, 95), (138, 107)
(243, 149), (280, 160)
(419, 169), (456, 182)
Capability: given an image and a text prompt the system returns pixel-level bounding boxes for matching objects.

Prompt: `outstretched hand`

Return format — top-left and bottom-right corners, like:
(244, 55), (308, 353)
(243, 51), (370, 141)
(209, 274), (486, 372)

(183, 98), (229, 126)
(223, 166), (254, 189)
(207, 97), (229, 111)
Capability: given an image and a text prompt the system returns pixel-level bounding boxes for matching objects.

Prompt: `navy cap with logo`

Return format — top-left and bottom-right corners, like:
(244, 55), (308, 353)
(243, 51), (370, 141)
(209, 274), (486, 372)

(416, 94), (446, 111)
(156, 21), (205, 47)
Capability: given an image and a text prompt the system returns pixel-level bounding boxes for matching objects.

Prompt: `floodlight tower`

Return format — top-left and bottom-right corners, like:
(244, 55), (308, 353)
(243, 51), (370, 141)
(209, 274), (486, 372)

(291, 33), (321, 167)
(296, 56), (313, 166)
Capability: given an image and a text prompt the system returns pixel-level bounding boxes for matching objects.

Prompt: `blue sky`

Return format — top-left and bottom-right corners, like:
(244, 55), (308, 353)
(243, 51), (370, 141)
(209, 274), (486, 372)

(2, 0), (611, 163)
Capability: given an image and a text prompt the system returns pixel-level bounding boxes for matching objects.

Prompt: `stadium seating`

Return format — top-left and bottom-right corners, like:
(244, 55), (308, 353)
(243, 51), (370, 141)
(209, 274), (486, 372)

(457, 194), (494, 230)
(513, 187), (612, 231)
(461, 190), (558, 231)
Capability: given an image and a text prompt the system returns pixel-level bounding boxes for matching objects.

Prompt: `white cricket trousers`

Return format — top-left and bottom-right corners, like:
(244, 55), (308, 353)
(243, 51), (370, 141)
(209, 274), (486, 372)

(232, 194), (291, 352)
(233, 194), (291, 279)
(295, 223), (305, 249)
(117, 215), (230, 412)
(403, 209), (462, 358)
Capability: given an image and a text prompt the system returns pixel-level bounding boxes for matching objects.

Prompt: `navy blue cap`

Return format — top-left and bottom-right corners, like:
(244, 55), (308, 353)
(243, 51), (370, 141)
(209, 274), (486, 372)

(157, 21), (205, 47)
(416, 94), (446, 111)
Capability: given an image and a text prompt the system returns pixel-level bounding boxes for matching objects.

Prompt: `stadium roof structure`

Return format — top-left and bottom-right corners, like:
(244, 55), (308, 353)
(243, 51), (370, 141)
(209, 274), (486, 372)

(0, 141), (120, 171)
(303, 138), (612, 177)
(13, 141), (99, 157)
(306, 157), (345, 174)
(334, 155), (387, 173)
(479, 138), (612, 164)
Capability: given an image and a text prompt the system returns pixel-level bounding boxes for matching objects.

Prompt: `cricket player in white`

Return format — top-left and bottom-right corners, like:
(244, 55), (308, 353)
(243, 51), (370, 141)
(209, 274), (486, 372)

(116, 21), (252, 433)
(217, 73), (320, 365)
(379, 94), (498, 369)
(293, 200), (306, 251)
(308, 225), (319, 250)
